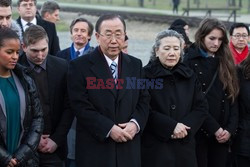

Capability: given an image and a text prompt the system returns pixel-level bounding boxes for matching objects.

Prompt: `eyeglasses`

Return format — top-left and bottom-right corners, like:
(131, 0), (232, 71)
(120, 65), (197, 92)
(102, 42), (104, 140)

(99, 32), (124, 40)
(20, 3), (35, 8)
(232, 34), (249, 39)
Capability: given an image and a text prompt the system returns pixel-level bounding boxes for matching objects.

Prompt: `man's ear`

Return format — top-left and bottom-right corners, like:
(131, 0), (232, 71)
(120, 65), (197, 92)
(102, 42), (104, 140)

(44, 12), (50, 19)
(22, 43), (27, 52)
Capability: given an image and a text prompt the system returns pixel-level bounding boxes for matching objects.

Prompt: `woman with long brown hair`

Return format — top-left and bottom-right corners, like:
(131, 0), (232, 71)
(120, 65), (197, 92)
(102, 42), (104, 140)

(184, 18), (239, 167)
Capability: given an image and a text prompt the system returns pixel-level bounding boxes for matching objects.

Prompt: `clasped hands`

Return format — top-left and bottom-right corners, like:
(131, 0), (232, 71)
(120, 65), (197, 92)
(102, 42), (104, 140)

(214, 127), (231, 143)
(110, 122), (138, 143)
(171, 123), (191, 139)
(7, 158), (18, 167)
(38, 135), (58, 153)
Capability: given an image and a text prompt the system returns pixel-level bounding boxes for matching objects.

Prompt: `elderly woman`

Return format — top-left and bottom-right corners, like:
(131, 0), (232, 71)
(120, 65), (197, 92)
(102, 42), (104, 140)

(0, 27), (43, 167)
(184, 18), (239, 167)
(141, 30), (208, 167)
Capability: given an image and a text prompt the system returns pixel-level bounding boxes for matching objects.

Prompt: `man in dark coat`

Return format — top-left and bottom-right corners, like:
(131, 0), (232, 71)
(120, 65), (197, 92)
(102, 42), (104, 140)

(18, 25), (72, 167)
(56, 17), (94, 61)
(16, 0), (60, 56)
(67, 14), (150, 167)
(56, 17), (95, 167)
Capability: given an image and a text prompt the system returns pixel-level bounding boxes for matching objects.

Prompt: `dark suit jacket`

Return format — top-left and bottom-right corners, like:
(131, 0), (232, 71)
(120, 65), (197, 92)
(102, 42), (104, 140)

(56, 46), (94, 62)
(16, 16), (60, 56)
(67, 47), (150, 167)
(18, 54), (73, 159)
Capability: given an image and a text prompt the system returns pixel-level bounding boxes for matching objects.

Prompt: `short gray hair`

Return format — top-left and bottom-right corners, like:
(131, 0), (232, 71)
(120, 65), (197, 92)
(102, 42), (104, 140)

(150, 29), (184, 62)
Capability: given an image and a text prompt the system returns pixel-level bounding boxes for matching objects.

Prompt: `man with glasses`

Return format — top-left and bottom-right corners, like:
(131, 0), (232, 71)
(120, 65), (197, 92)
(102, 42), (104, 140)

(16, 0), (60, 56)
(67, 14), (149, 167)
(229, 23), (250, 64)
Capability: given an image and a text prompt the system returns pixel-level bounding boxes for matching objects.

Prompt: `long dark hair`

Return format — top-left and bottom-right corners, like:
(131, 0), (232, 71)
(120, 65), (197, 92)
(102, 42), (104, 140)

(195, 18), (239, 102)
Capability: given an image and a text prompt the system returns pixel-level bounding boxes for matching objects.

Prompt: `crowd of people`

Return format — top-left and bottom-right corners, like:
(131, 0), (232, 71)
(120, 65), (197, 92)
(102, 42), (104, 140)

(0, 0), (250, 167)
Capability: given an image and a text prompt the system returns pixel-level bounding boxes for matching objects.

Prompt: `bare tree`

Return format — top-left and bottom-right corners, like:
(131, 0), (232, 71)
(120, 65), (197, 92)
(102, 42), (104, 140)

(123, 0), (127, 6)
(239, 0), (242, 7)
(138, 0), (144, 7)
(248, 0), (250, 13)
(152, 0), (156, 6)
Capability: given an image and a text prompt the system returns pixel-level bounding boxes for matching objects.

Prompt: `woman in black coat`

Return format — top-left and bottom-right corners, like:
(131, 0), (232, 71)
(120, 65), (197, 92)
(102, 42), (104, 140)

(141, 30), (208, 167)
(232, 54), (250, 167)
(0, 28), (43, 167)
(184, 18), (239, 167)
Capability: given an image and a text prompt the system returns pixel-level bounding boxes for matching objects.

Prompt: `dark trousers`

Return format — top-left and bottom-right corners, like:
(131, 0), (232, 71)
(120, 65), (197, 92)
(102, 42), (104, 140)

(196, 134), (230, 167)
(65, 158), (76, 167)
(39, 152), (64, 167)
(235, 155), (250, 167)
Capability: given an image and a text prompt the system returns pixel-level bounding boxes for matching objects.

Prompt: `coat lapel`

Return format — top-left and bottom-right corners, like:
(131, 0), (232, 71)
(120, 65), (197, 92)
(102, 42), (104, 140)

(89, 49), (117, 97)
(117, 54), (132, 102)
(16, 17), (24, 34)
(46, 56), (56, 105)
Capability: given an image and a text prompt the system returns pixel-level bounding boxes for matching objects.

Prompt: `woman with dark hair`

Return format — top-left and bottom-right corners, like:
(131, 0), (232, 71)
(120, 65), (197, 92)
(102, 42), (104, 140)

(141, 30), (208, 167)
(0, 27), (43, 167)
(184, 18), (239, 167)
(232, 53), (250, 167)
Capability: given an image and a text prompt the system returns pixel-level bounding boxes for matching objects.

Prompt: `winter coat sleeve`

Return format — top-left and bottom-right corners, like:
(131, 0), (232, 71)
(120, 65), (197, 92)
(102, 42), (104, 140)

(13, 79), (43, 165)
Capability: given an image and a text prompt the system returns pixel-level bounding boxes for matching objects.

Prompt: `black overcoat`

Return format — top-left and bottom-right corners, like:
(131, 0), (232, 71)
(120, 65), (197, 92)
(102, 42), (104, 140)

(184, 44), (238, 136)
(67, 47), (150, 167)
(232, 67), (250, 157)
(141, 59), (208, 167)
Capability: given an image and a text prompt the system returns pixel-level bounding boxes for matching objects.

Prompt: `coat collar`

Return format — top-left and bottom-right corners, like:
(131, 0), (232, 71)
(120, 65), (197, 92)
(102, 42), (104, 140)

(88, 47), (132, 99)
(144, 58), (193, 79)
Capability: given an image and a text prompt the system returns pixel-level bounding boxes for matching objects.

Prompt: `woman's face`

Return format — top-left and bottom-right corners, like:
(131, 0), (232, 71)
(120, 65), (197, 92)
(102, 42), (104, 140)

(156, 36), (181, 68)
(0, 39), (20, 75)
(203, 28), (223, 54)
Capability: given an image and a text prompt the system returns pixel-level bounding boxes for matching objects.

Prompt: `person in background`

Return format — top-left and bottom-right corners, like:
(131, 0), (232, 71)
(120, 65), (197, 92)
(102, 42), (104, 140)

(18, 25), (72, 167)
(56, 17), (94, 61)
(0, 0), (22, 41)
(172, 0), (180, 14)
(170, 19), (190, 37)
(56, 17), (94, 167)
(232, 53), (250, 167)
(169, 26), (192, 52)
(0, 27), (43, 167)
(67, 14), (150, 167)
(40, 0), (60, 24)
(229, 23), (250, 65)
(184, 18), (239, 167)
(122, 35), (129, 54)
(16, 0), (60, 56)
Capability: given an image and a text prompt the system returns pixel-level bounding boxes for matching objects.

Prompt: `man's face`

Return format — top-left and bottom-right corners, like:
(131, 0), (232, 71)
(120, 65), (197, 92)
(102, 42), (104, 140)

(18, 0), (36, 22)
(0, 6), (12, 28)
(230, 27), (249, 51)
(71, 21), (91, 48)
(23, 38), (48, 65)
(95, 18), (125, 60)
(44, 9), (60, 24)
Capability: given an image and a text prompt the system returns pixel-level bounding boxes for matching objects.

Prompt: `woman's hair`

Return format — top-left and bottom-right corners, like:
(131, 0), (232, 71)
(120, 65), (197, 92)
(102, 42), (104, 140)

(0, 27), (20, 47)
(239, 52), (250, 79)
(150, 29), (184, 62)
(195, 18), (239, 102)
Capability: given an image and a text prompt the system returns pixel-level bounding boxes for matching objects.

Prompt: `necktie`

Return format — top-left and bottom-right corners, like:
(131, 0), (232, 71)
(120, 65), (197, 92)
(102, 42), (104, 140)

(75, 51), (80, 58)
(27, 22), (33, 26)
(110, 61), (117, 79)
